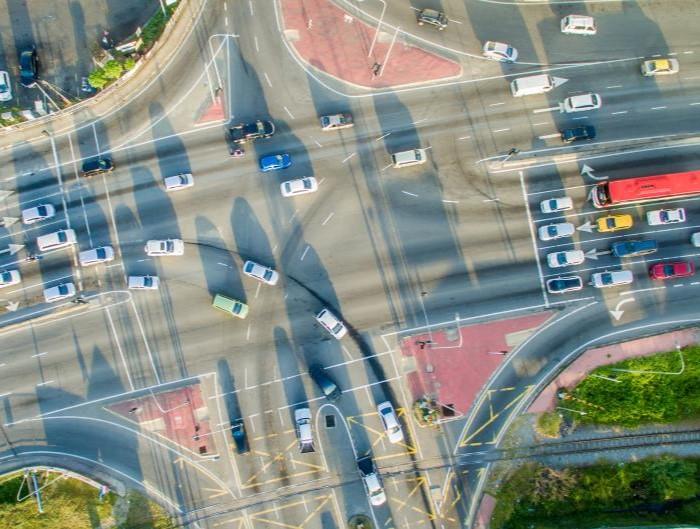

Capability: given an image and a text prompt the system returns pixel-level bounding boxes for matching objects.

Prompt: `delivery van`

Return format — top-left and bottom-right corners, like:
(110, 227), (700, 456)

(510, 74), (555, 97)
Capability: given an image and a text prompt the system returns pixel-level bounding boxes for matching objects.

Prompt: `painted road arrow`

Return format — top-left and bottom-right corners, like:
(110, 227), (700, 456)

(551, 77), (569, 88)
(5, 301), (18, 312)
(0, 244), (24, 256)
(577, 221), (594, 233)
(585, 248), (612, 260)
(610, 297), (636, 321)
(580, 164), (609, 181)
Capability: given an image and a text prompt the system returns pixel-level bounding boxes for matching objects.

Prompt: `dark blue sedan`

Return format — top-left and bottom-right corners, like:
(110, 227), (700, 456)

(259, 153), (292, 172)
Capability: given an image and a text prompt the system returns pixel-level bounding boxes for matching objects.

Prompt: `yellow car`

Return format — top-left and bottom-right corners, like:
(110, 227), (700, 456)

(597, 214), (633, 233)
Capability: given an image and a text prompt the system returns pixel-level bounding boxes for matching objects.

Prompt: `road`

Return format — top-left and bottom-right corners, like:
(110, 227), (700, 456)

(1, 0), (700, 528)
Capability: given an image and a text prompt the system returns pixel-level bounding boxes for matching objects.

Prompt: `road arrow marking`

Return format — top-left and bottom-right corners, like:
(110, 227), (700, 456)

(577, 221), (594, 233)
(585, 248), (612, 260)
(5, 301), (19, 312)
(0, 244), (24, 256)
(551, 77), (569, 88)
(580, 164), (609, 181)
(610, 296), (636, 321)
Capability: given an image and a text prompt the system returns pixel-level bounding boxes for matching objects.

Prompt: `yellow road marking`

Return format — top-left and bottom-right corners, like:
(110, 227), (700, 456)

(459, 387), (531, 447)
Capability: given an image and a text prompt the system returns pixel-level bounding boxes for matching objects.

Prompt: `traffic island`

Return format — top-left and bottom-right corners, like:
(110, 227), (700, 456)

(280, 0), (461, 89)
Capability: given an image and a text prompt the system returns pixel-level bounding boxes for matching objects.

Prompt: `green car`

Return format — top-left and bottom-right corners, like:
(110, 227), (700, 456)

(212, 294), (249, 319)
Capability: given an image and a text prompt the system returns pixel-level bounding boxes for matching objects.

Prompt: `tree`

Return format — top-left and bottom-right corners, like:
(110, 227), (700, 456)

(123, 57), (136, 71)
(87, 68), (108, 90)
(103, 60), (123, 80)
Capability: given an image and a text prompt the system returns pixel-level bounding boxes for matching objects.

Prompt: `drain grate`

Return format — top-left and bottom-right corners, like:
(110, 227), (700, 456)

(325, 414), (336, 428)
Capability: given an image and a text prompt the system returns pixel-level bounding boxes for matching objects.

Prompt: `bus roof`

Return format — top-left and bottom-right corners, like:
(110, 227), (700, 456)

(607, 170), (700, 204)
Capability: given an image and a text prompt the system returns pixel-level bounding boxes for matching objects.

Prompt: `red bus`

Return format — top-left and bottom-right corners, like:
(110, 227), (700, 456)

(591, 169), (700, 208)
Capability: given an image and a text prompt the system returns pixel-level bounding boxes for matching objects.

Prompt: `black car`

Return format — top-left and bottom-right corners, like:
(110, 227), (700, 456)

(81, 157), (114, 177)
(546, 276), (583, 294)
(229, 120), (275, 144)
(560, 125), (596, 143)
(308, 364), (342, 402)
(19, 47), (39, 88)
(416, 9), (448, 30)
(231, 418), (250, 454)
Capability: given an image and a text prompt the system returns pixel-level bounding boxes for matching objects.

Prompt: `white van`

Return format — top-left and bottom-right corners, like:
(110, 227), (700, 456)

(590, 270), (634, 288)
(37, 229), (77, 252)
(79, 246), (115, 267)
(561, 15), (596, 36)
(391, 148), (427, 168)
(510, 74), (555, 97)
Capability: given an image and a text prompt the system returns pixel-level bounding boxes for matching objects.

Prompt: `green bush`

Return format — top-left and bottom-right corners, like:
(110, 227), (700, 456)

(535, 412), (562, 438)
(141, 3), (179, 50)
(103, 60), (123, 80)
(123, 57), (136, 71)
(87, 68), (109, 90)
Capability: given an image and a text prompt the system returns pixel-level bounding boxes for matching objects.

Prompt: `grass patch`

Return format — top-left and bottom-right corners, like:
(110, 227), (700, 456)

(535, 412), (562, 438)
(141, 2), (179, 51)
(563, 345), (700, 427)
(490, 455), (700, 529)
(0, 472), (175, 529)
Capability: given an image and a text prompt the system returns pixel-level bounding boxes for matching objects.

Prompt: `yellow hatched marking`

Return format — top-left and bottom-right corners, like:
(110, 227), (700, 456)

(251, 494), (332, 529)
(203, 487), (230, 499)
(459, 386), (532, 447)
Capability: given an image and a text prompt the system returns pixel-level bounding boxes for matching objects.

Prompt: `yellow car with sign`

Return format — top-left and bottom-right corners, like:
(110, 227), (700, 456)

(597, 214), (633, 233)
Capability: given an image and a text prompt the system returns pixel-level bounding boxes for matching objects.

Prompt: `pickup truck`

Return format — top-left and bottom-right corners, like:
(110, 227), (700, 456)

(320, 113), (354, 131)
(229, 120), (275, 144)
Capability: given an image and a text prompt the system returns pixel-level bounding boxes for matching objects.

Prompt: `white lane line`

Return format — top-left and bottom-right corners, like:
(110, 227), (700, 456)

(683, 76), (700, 80)
(532, 122), (548, 126)
(254, 36), (259, 52)
(300, 245), (310, 261)
(246, 324), (252, 342)
(217, 262), (232, 268)
(31, 352), (48, 358)
(36, 380), (55, 387)
(0, 392), (11, 399)
(606, 85), (623, 89)
(458, 136), (471, 140)
(313, 138), (323, 148)
(322, 212), (335, 226)
(538, 133), (560, 139)
(341, 152), (356, 163)
(572, 116), (588, 120)
(447, 18), (462, 24)
(611, 111), (628, 115)
(651, 54), (661, 57)
(249, 0), (254, 15)
(319, 177), (326, 185)
(105, 307), (135, 392)
(381, 163), (392, 171)
(493, 128), (510, 133)
(684, 51), (695, 54)
(254, 282), (262, 300)
(650, 106), (667, 110)
(375, 132), (391, 141)
(264, 72), (272, 87)
(289, 210), (297, 223)
(690, 102), (700, 106)
(401, 190), (418, 197)
(224, 16), (228, 26)
(489, 102), (505, 107)
(412, 118), (428, 125)
(519, 171), (549, 308)
(442, 199), (459, 204)
(482, 197), (500, 203)
(283, 106), (295, 119)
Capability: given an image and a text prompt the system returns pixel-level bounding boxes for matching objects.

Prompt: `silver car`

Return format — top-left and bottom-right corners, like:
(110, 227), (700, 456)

(243, 260), (279, 286)
(377, 401), (404, 444)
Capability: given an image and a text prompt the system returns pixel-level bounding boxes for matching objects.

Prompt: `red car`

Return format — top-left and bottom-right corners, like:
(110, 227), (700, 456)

(649, 261), (696, 280)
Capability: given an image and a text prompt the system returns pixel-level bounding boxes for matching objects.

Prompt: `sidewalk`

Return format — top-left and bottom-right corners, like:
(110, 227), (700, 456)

(281, 0), (461, 89)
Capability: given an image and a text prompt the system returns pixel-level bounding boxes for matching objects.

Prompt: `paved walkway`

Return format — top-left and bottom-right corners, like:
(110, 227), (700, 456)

(281, 0), (461, 88)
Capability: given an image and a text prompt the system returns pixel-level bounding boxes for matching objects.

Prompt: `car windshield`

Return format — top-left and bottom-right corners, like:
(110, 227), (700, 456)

(606, 218), (615, 228)
(244, 262), (254, 273)
(664, 265), (675, 275)
(303, 179), (312, 190)
(332, 322), (344, 334)
(547, 226), (558, 236)
(36, 205), (47, 216)
(179, 175), (188, 184)
(0, 272), (10, 282)
(96, 248), (106, 259)
(557, 254), (567, 264)
(263, 270), (273, 281)
(284, 183), (292, 192)
(506, 47), (514, 56)
(601, 275), (613, 285)
(144, 277), (153, 287)
(0, 81), (7, 91)
(58, 285), (68, 295)
(233, 302), (242, 314)
(660, 211), (669, 222)
(57, 232), (67, 242)
(165, 241), (173, 252)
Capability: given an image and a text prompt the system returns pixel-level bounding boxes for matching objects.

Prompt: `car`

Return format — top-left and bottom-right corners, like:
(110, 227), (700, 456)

(596, 214), (633, 233)
(692, 233), (700, 247)
(561, 125), (596, 143)
(212, 294), (249, 319)
(590, 270), (634, 288)
(610, 240), (658, 258)
(79, 246), (115, 267)
(416, 8), (448, 30)
(19, 47), (38, 88)
(259, 153), (292, 172)
(563, 93), (602, 113)
(144, 239), (184, 256)
(281, 177), (318, 197)
(229, 120), (275, 144)
(294, 408), (315, 453)
(546, 250), (585, 268)
(641, 58), (679, 76)
(231, 418), (250, 454)
(377, 401), (403, 444)
(546, 276), (583, 294)
(128, 275), (160, 290)
(538, 222), (575, 241)
(560, 14), (596, 35)
(243, 260), (279, 286)
(357, 455), (386, 506)
(482, 41), (518, 63)
(21, 203), (55, 225)
(646, 208), (686, 226)
(315, 308), (348, 339)
(308, 364), (342, 402)
(0, 270), (21, 288)
(164, 173), (194, 192)
(320, 113), (354, 131)
(540, 196), (573, 214)
(0, 70), (12, 102)
(43, 282), (76, 303)
(81, 157), (114, 177)
(649, 261), (696, 280)
(36, 229), (77, 251)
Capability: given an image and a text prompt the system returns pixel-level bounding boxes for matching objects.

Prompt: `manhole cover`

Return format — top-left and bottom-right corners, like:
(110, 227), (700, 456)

(325, 414), (336, 428)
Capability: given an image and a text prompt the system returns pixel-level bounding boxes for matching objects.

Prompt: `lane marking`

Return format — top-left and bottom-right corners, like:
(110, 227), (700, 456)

(31, 352), (48, 358)
(375, 132), (391, 141)
(341, 152), (356, 163)
(401, 190), (418, 197)
(650, 106), (667, 110)
(611, 111), (628, 115)
(519, 171), (549, 308)
(36, 380), (55, 387)
(283, 106), (295, 119)
(254, 36), (259, 52)
(493, 128), (510, 133)
(300, 245), (310, 261)
(322, 212), (334, 226)
(606, 85), (623, 89)
(264, 72), (272, 87)
(105, 307), (136, 392)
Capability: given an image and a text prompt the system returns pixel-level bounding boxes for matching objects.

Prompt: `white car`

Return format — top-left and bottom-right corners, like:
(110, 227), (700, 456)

(641, 58), (679, 77)
(646, 208), (686, 226)
(0, 269), (21, 288)
(36, 229), (77, 251)
(315, 308), (348, 340)
(547, 250), (585, 268)
(691, 232), (700, 247)
(79, 246), (115, 267)
(243, 260), (279, 286)
(540, 197), (573, 213)
(538, 222), (575, 241)
(144, 239), (184, 256)
(377, 401), (404, 444)
(164, 173), (194, 192)
(128, 275), (160, 290)
(0, 70), (11, 102)
(590, 270), (634, 288)
(44, 282), (76, 302)
(22, 203), (56, 225)
(281, 177), (318, 197)
(563, 93), (602, 113)
(560, 15), (596, 35)
(482, 41), (518, 62)
(358, 456), (386, 507)
(320, 113), (354, 131)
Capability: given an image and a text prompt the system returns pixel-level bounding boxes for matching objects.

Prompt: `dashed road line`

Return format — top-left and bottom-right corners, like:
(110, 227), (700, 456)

(341, 152), (356, 163)
(283, 106), (295, 119)
(264, 72), (272, 87)
(611, 111), (628, 115)
(36, 380), (55, 387)
(606, 85), (623, 89)
(650, 106), (667, 110)
(401, 190), (418, 197)
(31, 352), (48, 358)
(300, 245), (310, 261)
(322, 212), (335, 226)
(376, 132), (391, 141)
(493, 128), (510, 133)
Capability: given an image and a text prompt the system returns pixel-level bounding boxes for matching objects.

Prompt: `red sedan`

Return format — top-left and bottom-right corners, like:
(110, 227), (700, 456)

(649, 261), (696, 280)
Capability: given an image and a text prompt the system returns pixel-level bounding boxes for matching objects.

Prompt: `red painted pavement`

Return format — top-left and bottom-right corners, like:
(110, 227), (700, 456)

(281, 0), (461, 88)
(528, 328), (700, 413)
(109, 384), (213, 455)
(401, 313), (552, 416)
(195, 95), (225, 124)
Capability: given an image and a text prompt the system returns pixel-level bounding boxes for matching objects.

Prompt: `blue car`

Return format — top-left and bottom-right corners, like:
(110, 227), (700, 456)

(259, 153), (291, 172)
